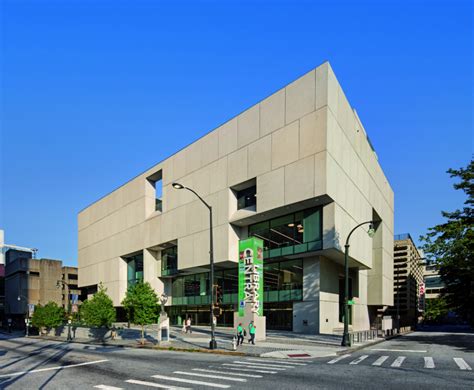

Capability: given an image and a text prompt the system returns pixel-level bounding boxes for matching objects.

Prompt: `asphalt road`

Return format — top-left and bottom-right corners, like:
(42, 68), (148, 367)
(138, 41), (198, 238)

(0, 329), (472, 389)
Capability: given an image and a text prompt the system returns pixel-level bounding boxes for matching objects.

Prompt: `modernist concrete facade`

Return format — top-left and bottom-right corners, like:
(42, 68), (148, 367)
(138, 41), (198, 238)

(78, 62), (394, 334)
(5, 254), (62, 322)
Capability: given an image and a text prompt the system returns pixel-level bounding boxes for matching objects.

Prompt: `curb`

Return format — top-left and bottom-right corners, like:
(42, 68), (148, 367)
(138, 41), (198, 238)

(29, 336), (259, 356)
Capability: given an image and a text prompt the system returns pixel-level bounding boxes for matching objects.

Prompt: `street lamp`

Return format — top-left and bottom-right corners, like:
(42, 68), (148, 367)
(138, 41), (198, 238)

(17, 294), (29, 337)
(57, 280), (73, 342)
(172, 182), (217, 350)
(341, 220), (379, 347)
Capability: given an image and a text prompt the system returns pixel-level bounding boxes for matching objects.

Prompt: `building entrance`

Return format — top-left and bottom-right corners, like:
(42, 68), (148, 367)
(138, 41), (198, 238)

(263, 302), (293, 331)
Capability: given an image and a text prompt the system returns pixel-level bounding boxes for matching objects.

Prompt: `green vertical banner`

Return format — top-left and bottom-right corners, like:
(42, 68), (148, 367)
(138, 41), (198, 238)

(238, 237), (264, 317)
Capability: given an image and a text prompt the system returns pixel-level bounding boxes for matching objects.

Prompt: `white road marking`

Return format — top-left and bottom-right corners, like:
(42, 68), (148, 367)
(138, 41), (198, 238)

(327, 354), (351, 364)
(0, 359), (109, 378)
(371, 348), (427, 353)
(424, 357), (435, 369)
(193, 368), (262, 378)
(231, 361), (288, 370)
(126, 379), (190, 389)
(94, 386), (123, 390)
(372, 356), (389, 366)
(152, 374), (230, 388)
(350, 355), (369, 365)
(174, 371), (246, 382)
(454, 358), (472, 371)
(221, 364), (277, 374)
(245, 358), (307, 366)
(391, 356), (406, 367)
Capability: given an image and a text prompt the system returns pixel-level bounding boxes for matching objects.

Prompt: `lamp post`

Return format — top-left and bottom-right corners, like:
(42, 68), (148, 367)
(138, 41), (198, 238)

(17, 294), (29, 337)
(57, 280), (72, 342)
(341, 220), (378, 347)
(172, 182), (217, 350)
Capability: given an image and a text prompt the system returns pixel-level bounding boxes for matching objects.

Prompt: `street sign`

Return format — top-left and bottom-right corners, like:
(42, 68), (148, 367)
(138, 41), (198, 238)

(28, 304), (35, 317)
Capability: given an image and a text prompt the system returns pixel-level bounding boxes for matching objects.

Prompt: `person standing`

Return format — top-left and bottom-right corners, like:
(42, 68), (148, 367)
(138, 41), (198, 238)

(186, 317), (192, 334)
(236, 322), (244, 346)
(248, 321), (256, 345)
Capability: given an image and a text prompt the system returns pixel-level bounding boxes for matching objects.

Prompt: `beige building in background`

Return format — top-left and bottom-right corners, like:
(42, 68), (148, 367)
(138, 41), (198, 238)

(389, 233), (424, 327)
(78, 62), (394, 334)
(5, 254), (62, 319)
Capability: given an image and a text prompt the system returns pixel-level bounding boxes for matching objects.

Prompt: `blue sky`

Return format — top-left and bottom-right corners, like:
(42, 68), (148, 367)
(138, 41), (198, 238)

(1, 0), (472, 266)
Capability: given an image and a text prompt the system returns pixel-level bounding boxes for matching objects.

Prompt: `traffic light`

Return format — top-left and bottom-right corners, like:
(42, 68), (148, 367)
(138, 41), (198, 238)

(213, 307), (223, 317)
(214, 285), (223, 305)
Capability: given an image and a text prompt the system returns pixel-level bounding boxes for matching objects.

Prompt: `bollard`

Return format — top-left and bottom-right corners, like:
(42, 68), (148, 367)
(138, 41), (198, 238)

(232, 336), (237, 351)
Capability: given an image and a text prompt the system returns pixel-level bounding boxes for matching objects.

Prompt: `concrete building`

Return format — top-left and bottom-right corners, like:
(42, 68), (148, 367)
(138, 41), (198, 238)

(5, 255), (62, 326)
(78, 62), (394, 334)
(61, 266), (82, 309)
(0, 230), (37, 325)
(423, 260), (445, 299)
(391, 233), (424, 327)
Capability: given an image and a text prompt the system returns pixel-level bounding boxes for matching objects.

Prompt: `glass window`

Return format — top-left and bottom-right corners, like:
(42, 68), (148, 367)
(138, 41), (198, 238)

(161, 246), (178, 275)
(125, 252), (143, 288)
(237, 186), (256, 210)
(222, 269), (238, 294)
(249, 207), (322, 258)
(279, 260), (303, 291)
(264, 262), (280, 292)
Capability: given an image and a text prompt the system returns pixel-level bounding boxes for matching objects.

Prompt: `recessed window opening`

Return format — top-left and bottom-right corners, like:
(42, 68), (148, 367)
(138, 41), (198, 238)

(123, 252), (144, 288)
(232, 178), (257, 211)
(161, 245), (178, 276)
(147, 170), (163, 212)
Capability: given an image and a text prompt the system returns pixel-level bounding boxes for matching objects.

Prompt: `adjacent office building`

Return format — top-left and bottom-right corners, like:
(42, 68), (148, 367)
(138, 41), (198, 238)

(390, 233), (425, 327)
(423, 260), (445, 300)
(0, 230), (37, 325)
(2, 233), (81, 327)
(61, 266), (82, 309)
(78, 62), (394, 334)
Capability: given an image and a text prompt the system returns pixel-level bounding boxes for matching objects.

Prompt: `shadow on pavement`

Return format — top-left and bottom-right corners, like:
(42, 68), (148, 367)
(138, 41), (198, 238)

(396, 325), (474, 353)
(0, 342), (71, 389)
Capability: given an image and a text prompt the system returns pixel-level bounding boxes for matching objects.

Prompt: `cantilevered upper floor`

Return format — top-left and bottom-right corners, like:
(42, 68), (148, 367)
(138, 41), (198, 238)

(78, 62), (394, 307)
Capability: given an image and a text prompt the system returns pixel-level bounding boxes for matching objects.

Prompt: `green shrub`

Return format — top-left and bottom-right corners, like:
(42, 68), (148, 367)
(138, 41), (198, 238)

(80, 282), (116, 327)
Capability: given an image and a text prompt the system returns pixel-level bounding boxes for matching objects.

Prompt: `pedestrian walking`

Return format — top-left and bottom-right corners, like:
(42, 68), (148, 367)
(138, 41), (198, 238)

(248, 320), (256, 345)
(185, 317), (192, 334)
(236, 322), (244, 346)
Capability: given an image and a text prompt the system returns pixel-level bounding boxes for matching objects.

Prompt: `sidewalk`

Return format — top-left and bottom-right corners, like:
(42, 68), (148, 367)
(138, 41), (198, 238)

(11, 324), (387, 358)
(169, 325), (385, 358)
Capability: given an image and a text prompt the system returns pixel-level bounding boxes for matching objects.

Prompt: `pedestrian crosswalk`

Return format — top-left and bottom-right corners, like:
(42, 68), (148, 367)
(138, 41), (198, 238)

(93, 355), (472, 389)
(94, 357), (307, 389)
(326, 354), (471, 371)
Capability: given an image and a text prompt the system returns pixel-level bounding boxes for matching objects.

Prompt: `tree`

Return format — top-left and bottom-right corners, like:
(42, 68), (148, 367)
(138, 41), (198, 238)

(424, 298), (449, 323)
(122, 281), (159, 344)
(420, 159), (474, 325)
(31, 302), (64, 332)
(81, 282), (116, 327)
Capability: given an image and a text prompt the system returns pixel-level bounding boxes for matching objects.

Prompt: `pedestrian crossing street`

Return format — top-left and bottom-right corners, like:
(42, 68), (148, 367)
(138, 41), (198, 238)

(94, 358), (307, 389)
(327, 354), (472, 370)
(94, 354), (472, 389)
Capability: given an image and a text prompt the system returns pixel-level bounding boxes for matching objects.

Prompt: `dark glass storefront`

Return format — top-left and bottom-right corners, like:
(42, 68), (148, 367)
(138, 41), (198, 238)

(167, 206), (322, 330)
(169, 258), (303, 330)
